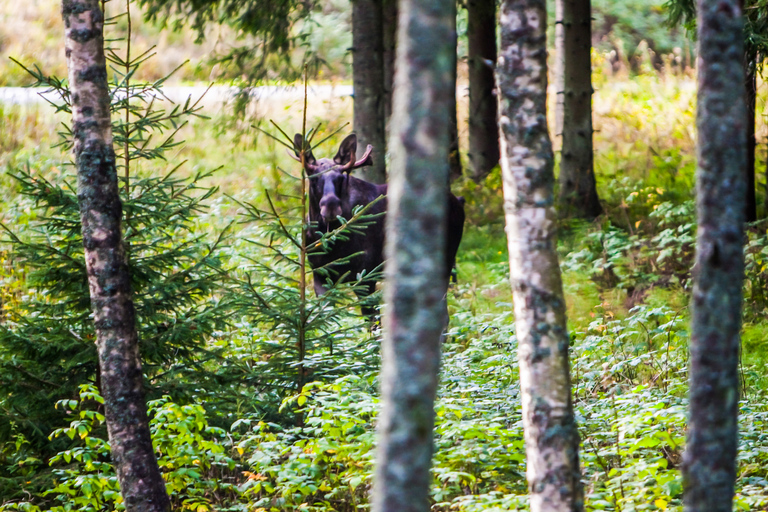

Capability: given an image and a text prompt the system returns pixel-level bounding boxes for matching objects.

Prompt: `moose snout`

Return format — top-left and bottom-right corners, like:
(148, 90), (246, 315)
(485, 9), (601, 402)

(319, 196), (342, 222)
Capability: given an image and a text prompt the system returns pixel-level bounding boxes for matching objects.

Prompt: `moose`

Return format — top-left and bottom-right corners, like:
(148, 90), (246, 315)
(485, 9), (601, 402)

(290, 133), (465, 319)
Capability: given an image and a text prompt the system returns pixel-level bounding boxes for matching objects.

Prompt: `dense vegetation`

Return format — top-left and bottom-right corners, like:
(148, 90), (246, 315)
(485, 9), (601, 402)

(1, 1), (768, 511)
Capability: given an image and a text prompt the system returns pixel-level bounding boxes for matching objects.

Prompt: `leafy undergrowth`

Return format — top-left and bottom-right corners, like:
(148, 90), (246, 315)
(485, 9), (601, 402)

(7, 200), (768, 511)
(7, 278), (768, 511)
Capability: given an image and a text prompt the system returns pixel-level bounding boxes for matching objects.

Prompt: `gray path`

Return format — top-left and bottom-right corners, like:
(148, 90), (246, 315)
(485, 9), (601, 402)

(0, 84), (354, 106)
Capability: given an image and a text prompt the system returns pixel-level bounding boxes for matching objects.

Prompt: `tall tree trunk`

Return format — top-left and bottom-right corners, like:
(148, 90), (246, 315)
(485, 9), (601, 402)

(382, 0), (397, 126)
(371, 0), (454, 509)
(62, 1), (170, 510)
(496, 1), (584, 511)
(557, 0), (602, 219)
(448, 0), (462, 182)
(554, 0), (565, 145)
(682, 1), (746, 511)
(352, 0), (387, 183)
(467, 0), (499, 181)
(745, 63), (756, 222)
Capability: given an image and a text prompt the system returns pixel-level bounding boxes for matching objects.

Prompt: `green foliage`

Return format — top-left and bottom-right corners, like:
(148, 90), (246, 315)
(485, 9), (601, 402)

(744, 223), (768, 312)
(592, 0), (688, 60)
(136, 0), (320, 85)
(6, 6), (768, 510)
(150, 397), (240, 510)
(563, 181), (696, 299)
(0, 4), (232, 501)
(233, 377), (378, 510)
(665, 0), (768, 71)
(2, 385), (240, 512)
(227, 192), (381, 392)
(43, 386), (118, 512)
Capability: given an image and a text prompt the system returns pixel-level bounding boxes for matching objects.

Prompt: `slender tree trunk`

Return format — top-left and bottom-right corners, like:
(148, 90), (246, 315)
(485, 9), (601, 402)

(448, 0), (462, 182)
(467, 0), (499, 181)
(352, 0), (387, 183)
(682, 1), (746, 511)
(745, 63), (756, 222)
(496, 1), (584, 511)
(371, 0), (454, 509)
(62, 1), (170, 510)
(558, 0), (602, 219)
(382, 0), (397, 126)
(554, 0), (565, 145)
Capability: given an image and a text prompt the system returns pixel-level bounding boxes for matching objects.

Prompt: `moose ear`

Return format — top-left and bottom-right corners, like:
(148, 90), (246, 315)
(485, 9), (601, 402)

(292, 133), (316, 167)
(334, 134), (358, 166)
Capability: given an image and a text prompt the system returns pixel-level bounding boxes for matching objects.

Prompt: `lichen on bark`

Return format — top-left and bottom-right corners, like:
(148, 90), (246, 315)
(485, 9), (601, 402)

(682, 1), (746, 511)
(62, 1), (170, 510)
(371, 0), (455, 510)
(496, 1), (584, 511)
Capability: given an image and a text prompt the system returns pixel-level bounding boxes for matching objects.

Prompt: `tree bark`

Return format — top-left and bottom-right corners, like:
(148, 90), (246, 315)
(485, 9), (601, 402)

(496, 1), (584, 511)
(557, 0), (602, 219)
(448, 0), (462, 182)
(62, 1), (170, 510)
(745, 63), (756, 222)
(467, 0), (499, 181)
(382, 0), (397, 126)
(371, 0), (455, 509)
(554, 0), (565, 145)
(352, 0), (387, 183)
(682, 1), (746, 511)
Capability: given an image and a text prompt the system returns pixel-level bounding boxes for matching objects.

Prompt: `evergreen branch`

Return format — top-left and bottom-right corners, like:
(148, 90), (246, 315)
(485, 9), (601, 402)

(308, 123), (349, 152)
(252, 121), (294, 151)
(264, 191), (301, 249)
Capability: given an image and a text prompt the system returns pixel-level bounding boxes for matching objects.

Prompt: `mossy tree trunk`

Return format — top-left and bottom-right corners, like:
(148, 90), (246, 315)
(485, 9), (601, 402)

(557, 0), (602, 220)
(62, 1), (170, 510)
(371, 0), (455, 509)
(353, 0), (387, 183)
(467, 0), (499, 181)
(682, 1), (746, 510)
(496, 1), (584, 511)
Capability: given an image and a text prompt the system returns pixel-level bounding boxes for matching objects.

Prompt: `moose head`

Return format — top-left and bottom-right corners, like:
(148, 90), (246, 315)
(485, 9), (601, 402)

(291, 133), (374, 224)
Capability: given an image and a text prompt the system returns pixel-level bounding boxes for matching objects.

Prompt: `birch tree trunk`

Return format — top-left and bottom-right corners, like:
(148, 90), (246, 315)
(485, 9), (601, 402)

(467, 0), (499, 181)
(62, 1), (170, 510)
(682, 1), (746, 510)
(371, 0), (455, 509)
(496, 1), (584, 510)
(353, 0), (387, 183)
(557, 0), (602, 219)
(553, 0), (565, 145)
